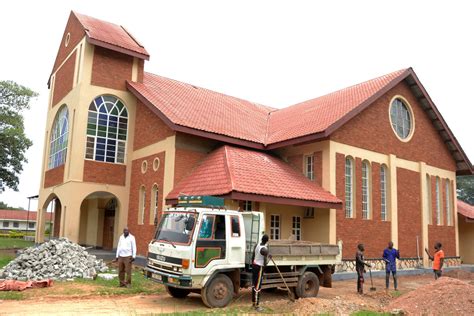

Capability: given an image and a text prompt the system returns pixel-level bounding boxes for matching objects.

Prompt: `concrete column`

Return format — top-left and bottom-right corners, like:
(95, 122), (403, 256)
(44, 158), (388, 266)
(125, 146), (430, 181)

(86, 199), (99, 246)
(453, 179), (460, 256)
(389, 154), (398, 248)
(420, 162), (430, 267)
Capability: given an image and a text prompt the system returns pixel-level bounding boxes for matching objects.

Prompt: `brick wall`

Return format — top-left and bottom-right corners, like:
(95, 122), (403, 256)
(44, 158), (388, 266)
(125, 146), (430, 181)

(174, 148), (207, 186)
(335, 153), (391, 258)
(51, 13), (84, 75)
(331, 81), (456, 172)
(287, 154), (303, 173)
(133, 100), (175, 150)
(83, 160), (126, 186)
(314, 151), (323, 186)
(91, 46), (133, 91)
(43, 165), (65, 188)
(52, 51), (76, 106)
(128, 152), (166, 255)
(397, 168), (422, 257)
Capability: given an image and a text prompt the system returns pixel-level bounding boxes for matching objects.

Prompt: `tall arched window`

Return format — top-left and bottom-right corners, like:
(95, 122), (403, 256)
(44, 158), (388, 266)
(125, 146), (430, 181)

(85, 95), (128, 163)
(362, 161), (371, 219)
(436, 177), (441, 225)
(48, 105), (69, 169)
(380, 165), (388, 221)
(138, 186), (145, 225)
(150, 184), (159, 224)
(426, 174), (432, 224)
(345, 157), (354, 218)
(445, 179), (452, 225)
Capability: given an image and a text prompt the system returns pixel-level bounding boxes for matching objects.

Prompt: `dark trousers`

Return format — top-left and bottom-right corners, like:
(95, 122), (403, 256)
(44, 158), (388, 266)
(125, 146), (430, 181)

(356, 268), (364, 294)
(386, 270), (397, 289)
(434, 269), (442, 280)
(252, 264), (264, 306)
(118, 256), (132, 286)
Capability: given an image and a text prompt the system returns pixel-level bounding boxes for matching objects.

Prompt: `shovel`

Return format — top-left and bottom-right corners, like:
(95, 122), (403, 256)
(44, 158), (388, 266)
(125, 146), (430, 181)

(368, 268), (376, 291)
(270, 257), (295, 302)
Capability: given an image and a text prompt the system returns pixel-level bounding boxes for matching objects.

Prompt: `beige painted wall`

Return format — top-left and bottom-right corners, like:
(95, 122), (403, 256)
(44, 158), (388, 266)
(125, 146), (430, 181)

(459, 215), (474, 264)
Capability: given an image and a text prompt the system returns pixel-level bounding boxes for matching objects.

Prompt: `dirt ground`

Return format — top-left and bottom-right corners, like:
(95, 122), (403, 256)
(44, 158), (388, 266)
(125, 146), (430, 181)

(0, 273), (473, 315)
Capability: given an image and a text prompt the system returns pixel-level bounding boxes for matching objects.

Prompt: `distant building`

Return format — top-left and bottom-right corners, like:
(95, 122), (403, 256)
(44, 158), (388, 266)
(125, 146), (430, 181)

(457, 200), (474, 264)
(35, 11), (472, 269)
(0, 210), (53, 233)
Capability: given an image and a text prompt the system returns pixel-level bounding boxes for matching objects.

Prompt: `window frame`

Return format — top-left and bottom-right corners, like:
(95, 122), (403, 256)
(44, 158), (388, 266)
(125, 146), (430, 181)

(230, 215), (241, 237)
(304, 207), (315, 218)
(445, 179), (452, 226)
(28, 222), (35, 229)
(150, 184), (159, 225)
(304, 154), (314, 181)
(362, 160), (371, 220)
(436, 177), (441, 225)
(270, 214), (280, 240)
(198, 214), (216, 240)
(389, 96), (415, 142)
(138, 185), (146, 225)
(380, 165), (388, 221)
(13, 222), (19, 228)
(242, 201), (253, 212)
(2, 221), (9, 228)
(85, 95), (128, 164)
(345, 157), (355, 218)
(292, 216), (302, 241)
(48, 105), (69, 170)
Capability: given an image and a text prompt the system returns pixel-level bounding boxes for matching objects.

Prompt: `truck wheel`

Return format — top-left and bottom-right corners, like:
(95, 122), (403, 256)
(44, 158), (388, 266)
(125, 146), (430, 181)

(165, 285), (191, 298)
(295, 271), (320, 298)
(201, 274), (234, 308)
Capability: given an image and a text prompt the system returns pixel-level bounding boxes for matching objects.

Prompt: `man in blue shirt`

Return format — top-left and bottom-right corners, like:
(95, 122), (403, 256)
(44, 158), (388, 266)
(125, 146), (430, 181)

(383, 241), (400, 290)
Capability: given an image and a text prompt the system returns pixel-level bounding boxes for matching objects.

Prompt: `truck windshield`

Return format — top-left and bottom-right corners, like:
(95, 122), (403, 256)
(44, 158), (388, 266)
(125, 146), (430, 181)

(155, 212), (196, 244)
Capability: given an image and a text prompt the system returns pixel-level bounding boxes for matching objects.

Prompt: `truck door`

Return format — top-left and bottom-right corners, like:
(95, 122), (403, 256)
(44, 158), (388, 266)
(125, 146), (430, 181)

(195, 214), (227, 269)
(228, 215), (245, 264)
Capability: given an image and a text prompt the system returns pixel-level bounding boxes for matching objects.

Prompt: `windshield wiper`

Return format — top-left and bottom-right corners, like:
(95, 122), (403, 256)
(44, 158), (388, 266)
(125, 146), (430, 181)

(158, 237), (176, 248)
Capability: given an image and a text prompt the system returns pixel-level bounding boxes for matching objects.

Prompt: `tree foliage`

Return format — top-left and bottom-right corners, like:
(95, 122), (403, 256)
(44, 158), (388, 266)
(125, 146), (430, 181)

(0, 80), (37, 191)
(0, 201), (23, 210)
(457, 175), (474, 205)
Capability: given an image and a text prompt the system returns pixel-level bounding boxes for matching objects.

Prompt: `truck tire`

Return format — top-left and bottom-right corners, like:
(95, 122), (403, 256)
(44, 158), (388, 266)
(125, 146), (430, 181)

(201, 274), (234, 308)
(165, 285), (190, 298)
(295, 271), (320, 298)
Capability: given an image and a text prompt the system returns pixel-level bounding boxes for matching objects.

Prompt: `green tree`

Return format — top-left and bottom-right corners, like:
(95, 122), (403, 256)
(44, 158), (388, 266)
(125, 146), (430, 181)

(0, 201), (24, 210)
(0, 81), (37, 191)
(457, 175), (474, 205)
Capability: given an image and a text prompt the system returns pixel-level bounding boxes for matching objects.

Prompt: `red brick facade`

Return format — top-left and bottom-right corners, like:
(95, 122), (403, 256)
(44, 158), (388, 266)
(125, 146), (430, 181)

(52, 51), (76, 106)
(287, 154), (303, 173)
(51, 13), (84, 75)
(91, 46), (133, 91)
(43, 165), (65, 188)
(133, 100), (175, 150)
(314, 151), (323, 186)
(128, 152), (166, 255)
(336, 153), (391, 258)
(331, 81), (456, 172)
(174, 148), (207, 186)
(83, 160), (126, 186)
(396, 168), (422, 257)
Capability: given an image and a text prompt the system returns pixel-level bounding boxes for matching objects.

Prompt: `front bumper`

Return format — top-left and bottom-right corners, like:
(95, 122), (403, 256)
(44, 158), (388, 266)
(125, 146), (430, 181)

(145, 266), (193, 289)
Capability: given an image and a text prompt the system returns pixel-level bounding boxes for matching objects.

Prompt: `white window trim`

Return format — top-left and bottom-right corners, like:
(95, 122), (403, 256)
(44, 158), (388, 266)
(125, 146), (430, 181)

(270, 214), (280, 240)
(445, 179), (452, 226)
(388, 95), (415, 142)
(304, 155), (314, 181)
(380, 165), (388, 221)
(243, 201), (253, 212)
(138, 186), (146, 225)
(362, 161), (371, 220)
(436, 177), (441, 225)
(427, 174), (432, 225)
(292, 216), (302, 241)
(345, 157), (355, 218)
(150, 184), (159, 225)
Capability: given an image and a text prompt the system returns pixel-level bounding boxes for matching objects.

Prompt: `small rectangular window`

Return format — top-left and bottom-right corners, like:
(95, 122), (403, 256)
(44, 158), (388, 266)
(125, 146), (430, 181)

(243, 201), (253, 212)
(198, 215), (215, 239)
(13, 222), (19, 228)
(304, 155), (314, 181)
(270, 215), (280, 240)
(292, 216), (301, 240)
(304, 207), (315, 218)
(231, 216), (240, 237)
(28, 222), (35, 229)
(2, 221), (9, 228)
(214, 215), (226, 239)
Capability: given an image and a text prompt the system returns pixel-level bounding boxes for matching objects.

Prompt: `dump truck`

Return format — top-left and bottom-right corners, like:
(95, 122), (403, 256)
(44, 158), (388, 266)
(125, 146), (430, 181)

(145, 196), (342, 308)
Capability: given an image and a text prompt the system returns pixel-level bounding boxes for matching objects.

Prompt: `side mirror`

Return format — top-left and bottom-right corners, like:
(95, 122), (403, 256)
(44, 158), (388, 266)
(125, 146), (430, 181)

(185, 217), (195, 231)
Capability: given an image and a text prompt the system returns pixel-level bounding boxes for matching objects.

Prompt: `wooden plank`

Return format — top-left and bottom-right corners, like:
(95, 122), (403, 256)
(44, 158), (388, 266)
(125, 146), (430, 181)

(262, 277), (298, 284)
(261, 282), (298, 289)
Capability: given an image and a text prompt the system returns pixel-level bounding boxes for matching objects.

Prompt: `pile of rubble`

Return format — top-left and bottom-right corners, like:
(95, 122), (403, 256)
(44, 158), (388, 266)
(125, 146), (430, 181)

(0, 238), (108, 281)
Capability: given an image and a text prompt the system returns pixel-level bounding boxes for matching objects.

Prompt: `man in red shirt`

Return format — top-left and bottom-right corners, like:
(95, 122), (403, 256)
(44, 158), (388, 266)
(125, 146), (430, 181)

(425, 242), (445, 279)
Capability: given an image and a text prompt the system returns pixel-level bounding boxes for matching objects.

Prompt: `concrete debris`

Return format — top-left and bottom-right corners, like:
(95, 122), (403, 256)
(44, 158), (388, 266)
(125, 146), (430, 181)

(97, 273), (117, 280)
(0, 238), (108, 281)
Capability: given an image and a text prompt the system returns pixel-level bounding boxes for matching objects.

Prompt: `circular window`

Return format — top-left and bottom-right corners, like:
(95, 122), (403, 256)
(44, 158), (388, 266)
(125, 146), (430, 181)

(389, 97), (414, 141)
(141, 160), (148, 174)
(65, 32), (71, 47)
(153, 157), (160, 171)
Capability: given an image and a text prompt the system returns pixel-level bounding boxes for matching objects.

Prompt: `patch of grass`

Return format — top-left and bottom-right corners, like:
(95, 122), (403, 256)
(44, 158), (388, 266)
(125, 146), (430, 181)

(352, 311), (391, 316)
(0, 254), (14, 268)
(164, 306), (275, 316)
(0, 291), (26, 300)
(74, 271), (164, 296)
(392, 290), (402, 297)
(0, 237), (34, 249)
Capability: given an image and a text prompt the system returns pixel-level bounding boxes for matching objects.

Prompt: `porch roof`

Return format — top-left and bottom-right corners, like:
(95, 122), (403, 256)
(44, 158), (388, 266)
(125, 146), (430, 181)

(165, 145), (342, 209)
(457, 199), (474, 219)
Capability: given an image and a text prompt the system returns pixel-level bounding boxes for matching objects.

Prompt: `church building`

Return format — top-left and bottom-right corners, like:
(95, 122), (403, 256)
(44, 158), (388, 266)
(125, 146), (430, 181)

(35, 12), (472, 267)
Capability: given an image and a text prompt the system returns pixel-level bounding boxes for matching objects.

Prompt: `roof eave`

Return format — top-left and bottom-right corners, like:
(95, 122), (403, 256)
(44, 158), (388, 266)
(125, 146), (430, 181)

(87, 36), (150, 60)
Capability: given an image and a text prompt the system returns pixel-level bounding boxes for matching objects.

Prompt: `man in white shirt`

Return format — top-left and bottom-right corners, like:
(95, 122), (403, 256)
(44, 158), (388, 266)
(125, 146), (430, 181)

(114, 227), (137, 287)
(251, 234), (270, 311)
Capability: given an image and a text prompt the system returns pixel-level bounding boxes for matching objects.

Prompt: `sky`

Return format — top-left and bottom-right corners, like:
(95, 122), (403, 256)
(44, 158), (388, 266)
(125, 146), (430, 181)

(0, 0), (473, 210)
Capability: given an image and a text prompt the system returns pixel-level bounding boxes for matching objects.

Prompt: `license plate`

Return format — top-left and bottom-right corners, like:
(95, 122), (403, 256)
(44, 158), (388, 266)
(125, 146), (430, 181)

(152, 273), (162, 281)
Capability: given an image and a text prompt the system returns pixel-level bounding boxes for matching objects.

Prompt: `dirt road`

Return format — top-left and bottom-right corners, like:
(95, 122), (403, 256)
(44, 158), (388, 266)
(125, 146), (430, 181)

(0, 273), (472, 315)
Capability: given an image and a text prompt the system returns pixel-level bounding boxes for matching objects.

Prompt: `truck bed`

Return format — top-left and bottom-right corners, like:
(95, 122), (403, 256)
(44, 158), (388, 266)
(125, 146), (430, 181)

(266, 240), (341, 266)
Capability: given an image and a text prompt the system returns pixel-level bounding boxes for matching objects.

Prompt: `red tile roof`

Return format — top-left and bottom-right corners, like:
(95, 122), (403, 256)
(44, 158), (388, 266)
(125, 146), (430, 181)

(166, 145), (342, 208)
(0, 210), (53, 221)
(128, 73), (274, 145)
(73, 12), (149, 60)
(457, 200), (474, 219)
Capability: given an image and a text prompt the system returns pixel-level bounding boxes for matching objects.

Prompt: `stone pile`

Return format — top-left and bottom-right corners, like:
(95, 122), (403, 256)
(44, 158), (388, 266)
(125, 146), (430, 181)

(0, 238), (108, 280)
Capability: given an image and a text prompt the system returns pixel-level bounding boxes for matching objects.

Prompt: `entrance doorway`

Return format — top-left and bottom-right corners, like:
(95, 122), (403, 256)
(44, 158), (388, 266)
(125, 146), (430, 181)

(102, 199), (116, 250)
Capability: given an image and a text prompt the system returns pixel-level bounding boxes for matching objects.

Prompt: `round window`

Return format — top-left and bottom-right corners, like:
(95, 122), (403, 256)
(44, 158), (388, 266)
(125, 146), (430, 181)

(141, 160), (148, 174)
(153, 157), (160, 171)
(390, 98), (413, 140)
(65, 32), (71, 47)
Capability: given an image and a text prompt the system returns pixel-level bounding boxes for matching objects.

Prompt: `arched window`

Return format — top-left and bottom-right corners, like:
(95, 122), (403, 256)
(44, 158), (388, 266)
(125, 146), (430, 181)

(85, 95), (128, 163)
(150, 184), (159, 224)
(426, 174), (432, 224)
(138, 186), (145, 225)
(380, 165), (388, 221)
(445, 179), (451, 226)
(48, 105), (69, 169)
(390, 98), (413, 140)
(345, 157), (354, 218)
(435, 177), (441, 225)
(362, 161), (371, 219)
